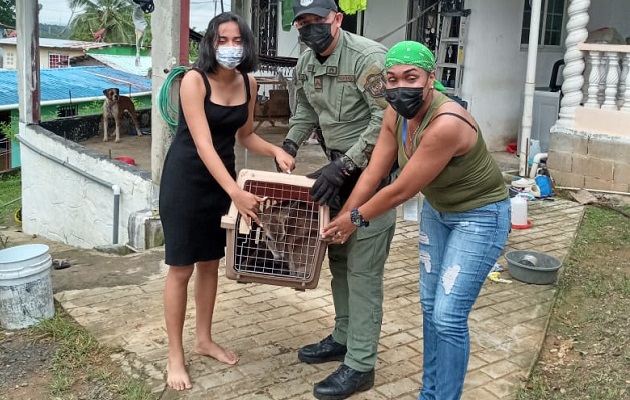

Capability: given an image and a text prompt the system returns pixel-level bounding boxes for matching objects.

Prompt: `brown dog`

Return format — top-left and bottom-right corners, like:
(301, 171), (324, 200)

(102, 88), (143, 142)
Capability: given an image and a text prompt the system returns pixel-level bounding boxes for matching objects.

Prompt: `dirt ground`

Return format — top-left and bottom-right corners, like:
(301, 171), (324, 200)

(518, 206), (630, 400)
(0, 329), (56, 400)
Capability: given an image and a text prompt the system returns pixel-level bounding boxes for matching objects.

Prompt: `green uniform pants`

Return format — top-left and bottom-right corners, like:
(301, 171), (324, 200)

(327, 209), (396, 372)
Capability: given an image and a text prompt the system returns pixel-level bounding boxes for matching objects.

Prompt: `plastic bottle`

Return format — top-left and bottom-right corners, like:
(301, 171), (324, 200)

(510, 195), (528, 227)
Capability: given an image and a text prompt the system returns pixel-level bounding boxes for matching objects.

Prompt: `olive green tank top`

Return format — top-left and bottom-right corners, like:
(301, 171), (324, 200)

(396, 92), (508, 213)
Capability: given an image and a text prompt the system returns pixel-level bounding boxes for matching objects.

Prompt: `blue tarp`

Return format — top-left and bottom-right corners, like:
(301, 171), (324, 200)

(0, 66), (152, 107)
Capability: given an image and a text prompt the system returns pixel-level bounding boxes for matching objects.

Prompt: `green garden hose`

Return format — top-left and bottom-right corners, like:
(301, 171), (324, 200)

(158, 66), (189, 135)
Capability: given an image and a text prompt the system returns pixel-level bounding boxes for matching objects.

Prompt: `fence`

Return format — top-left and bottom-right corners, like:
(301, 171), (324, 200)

(0, 137), (11, 172)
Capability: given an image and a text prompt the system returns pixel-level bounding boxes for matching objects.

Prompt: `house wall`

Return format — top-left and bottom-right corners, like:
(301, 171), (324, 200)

(361, 0), (408, 49)
(0, 44), (85, 69)
(277, 20), (300, 58)
(587, 0), (630, 41)
(18, 124), (155, 249)
(460, 0), (567, 151)
(265, 0), (629, 151)
(271, 0), (566, 151)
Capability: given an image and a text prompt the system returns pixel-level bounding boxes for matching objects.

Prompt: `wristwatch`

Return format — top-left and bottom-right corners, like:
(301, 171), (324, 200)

(339, 155), (357, 176)
(350, 208), (369, 227)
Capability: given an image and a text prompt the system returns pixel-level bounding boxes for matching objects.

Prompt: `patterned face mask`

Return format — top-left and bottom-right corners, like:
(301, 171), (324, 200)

(216, 46), (243, 70)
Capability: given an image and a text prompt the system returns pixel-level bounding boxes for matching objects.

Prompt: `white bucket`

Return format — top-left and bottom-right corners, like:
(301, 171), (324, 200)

(0, 244), (55, 329)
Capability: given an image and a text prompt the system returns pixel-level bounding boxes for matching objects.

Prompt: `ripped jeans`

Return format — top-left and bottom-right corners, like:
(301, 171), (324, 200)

(417, 197), (510, 400)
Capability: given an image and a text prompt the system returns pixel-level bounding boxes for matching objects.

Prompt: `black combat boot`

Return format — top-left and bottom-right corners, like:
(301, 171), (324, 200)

(298, 335), (347, 364)
(313, 364), (375, 400)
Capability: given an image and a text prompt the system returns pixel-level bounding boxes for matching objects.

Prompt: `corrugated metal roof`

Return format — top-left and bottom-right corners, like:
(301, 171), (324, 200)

(0, 37), (113, 50)
(0, 66), (152, 107)
(87, 53), (152, 77)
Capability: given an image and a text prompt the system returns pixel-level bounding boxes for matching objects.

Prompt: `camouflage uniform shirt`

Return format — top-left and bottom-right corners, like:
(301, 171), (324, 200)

(287, 29), (388, 168)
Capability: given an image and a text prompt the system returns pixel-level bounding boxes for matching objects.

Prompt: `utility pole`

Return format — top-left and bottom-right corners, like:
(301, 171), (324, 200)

(16, 0), (41, 125)
(150, 0), (188, 185)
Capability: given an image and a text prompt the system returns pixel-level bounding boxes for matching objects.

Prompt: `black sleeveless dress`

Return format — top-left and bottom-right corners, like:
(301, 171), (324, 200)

(159, 68), (251, 266)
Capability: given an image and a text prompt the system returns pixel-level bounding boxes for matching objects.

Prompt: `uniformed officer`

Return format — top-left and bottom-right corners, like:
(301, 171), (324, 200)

(278, 1), (397, 399)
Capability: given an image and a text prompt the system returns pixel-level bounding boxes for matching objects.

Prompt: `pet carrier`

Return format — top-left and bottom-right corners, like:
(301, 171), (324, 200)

(221, 169), (330, 290)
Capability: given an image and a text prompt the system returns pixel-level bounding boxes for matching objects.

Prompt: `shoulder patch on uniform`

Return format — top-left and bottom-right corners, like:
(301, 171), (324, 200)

(364, 73), (386, 98)
(337, 75), (355, 82)
(357, 64), (386, 98)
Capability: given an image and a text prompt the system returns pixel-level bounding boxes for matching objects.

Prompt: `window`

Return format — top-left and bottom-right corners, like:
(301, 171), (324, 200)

(252, 0), (278, 56)
(49, 53), (69, 68)
(5, 51), (15, 68)
(521, 0), (566, 47)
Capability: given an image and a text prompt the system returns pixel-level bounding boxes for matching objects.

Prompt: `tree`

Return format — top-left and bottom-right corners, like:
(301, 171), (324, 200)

(68, 0), (151, 44)
(0, 0), (16, 28)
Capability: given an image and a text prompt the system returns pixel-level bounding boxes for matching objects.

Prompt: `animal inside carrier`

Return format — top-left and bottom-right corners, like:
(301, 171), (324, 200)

(221, 169), (330, 290)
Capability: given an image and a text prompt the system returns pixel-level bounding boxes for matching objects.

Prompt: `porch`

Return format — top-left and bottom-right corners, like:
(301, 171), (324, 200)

(546, 1), (630, 194)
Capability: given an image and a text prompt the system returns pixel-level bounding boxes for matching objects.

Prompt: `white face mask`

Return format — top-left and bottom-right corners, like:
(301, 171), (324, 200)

(216, 46), (243, 70)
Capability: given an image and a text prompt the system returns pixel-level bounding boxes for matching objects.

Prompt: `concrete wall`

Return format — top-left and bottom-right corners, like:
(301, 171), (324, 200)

(276, 13), (300, 58)
(587, 0), (630, 41)
(19, 124), (154, 248)
(547, 127), (630, 193)
(361, 0), (408, 49)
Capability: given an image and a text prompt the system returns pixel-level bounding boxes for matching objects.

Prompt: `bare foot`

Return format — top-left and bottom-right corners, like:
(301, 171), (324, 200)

(194, 341), (239, 365)
(166, 358), (192, 391)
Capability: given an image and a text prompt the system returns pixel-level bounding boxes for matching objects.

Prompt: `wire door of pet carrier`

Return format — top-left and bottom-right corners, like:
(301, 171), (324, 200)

(221, 169), (330, 290)
(435, 1), (470, 97)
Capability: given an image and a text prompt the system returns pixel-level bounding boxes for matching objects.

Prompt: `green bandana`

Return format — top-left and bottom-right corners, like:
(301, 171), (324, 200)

(385, 41), (445, 92)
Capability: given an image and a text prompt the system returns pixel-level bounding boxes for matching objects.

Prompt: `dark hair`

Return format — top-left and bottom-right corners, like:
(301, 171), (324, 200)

(194, 12), (258, 74)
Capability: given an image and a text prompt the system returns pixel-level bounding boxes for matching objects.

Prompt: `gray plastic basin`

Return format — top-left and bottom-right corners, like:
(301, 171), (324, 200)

(505, 250), (562, 285)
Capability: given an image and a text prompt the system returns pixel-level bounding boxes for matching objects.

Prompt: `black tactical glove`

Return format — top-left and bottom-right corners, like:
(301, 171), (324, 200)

(275, 139), (299, 172)
(307, 156), (357, 206)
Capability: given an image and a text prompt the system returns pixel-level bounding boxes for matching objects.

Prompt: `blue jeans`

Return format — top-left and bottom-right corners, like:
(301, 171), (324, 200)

(418, 198), (510, 400)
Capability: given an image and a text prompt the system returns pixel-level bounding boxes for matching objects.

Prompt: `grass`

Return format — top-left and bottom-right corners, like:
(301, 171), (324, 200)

(0, 171), (21, 248)
(0, 171), (21, 227)
(517, 205), (630, 400)
(31, 308), (155, 399)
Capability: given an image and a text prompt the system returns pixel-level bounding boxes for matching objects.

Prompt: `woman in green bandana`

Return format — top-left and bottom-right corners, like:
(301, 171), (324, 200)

(322, 41), (510, 400)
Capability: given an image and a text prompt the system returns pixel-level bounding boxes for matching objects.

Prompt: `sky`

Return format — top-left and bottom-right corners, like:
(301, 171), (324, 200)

(36, 0), (231, 32)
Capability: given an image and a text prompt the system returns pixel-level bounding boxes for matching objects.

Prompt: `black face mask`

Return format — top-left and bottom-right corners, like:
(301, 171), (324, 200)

(298, 23), (334, 54)
(385, 87), (425, 119)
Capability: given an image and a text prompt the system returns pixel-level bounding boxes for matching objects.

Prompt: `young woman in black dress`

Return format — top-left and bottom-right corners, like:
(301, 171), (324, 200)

(159, 12), (295, 391)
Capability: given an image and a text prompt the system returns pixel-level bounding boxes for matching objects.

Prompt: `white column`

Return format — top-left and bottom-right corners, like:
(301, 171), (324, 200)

(519, 0), (543, 177)
(622, 53), (630, 112)
(618, 53), (629, 109)
(597, 54), (607, 105)
(601, 51), (620, 110)
(584, 50), (602, 108)
(556, 0), (590, 128)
